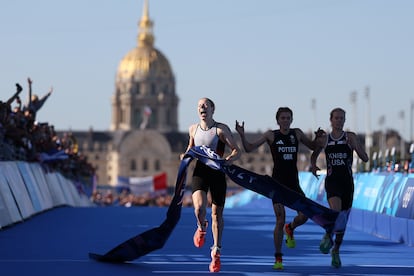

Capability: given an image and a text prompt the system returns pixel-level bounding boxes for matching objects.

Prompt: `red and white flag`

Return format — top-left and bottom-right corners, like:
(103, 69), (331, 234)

(118, 172), (167, 194)
(140, 106), (152, 129)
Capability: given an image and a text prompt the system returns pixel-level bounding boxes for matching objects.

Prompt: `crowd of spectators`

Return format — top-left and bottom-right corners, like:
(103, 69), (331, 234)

(0, 79), (95, 191)
(90, 187), (244, 207)
(1, 78), (242, 207)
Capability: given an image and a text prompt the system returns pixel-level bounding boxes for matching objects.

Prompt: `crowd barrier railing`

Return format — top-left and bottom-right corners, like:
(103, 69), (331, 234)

(225, 171), (413, 247)
(0, 161), (92, 229)
(2, 160), (413, 247)
(300, 171), (414, 246)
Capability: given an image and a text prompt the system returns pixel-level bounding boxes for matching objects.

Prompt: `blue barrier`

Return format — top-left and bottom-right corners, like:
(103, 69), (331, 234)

(0, 161), (92, 229)
(301, 171), (413, 246)
(226, 171), (414, 246)
(1, 160), (413, 246)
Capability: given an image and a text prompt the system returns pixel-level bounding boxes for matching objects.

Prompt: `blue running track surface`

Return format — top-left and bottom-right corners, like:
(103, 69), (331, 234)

(0, 198), (413, 276)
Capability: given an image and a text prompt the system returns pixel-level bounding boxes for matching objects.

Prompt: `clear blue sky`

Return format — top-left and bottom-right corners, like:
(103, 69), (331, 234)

(1, 0), (413, 141)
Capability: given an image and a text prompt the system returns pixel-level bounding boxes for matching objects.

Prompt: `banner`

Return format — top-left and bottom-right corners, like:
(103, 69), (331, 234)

(89, 155), (191, 262)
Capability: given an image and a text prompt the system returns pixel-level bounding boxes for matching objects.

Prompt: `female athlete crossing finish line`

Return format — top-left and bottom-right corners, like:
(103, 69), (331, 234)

(89, 145), (347, 269)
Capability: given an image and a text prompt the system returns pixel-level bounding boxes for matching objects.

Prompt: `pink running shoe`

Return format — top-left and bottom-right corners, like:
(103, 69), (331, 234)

(209, 246), (221, 273)
(193, 220), (208, 248)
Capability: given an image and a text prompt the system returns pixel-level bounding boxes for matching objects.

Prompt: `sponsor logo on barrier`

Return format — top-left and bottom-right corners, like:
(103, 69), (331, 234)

(402, 186), (414, 208)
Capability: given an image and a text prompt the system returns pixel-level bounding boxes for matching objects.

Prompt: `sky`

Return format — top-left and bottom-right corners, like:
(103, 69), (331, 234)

(1, 0), (413, 141)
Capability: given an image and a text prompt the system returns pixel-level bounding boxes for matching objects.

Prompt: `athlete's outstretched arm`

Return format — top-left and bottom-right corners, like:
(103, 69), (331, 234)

(235, 120), (270, 152)
(219, 123), (241, 165)
(347, 131), (369, 162)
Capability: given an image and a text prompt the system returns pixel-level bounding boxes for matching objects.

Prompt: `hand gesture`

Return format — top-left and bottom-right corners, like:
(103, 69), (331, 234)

(16, 83), (23, 93)
(311, 164), (321, 179)
(314, 127), (326, 138)
(235, 120), (245, 135)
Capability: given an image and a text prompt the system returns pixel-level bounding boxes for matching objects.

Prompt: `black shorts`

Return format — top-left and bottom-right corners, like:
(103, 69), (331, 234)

(271, 175), (305, 204)
(192, 160), (227, 207)
(325, 176), (354, 210)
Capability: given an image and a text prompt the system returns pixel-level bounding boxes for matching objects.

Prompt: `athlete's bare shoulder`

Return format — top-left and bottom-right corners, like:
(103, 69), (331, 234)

(215, 122), (231, 132)
(263, 129), (275, 140)
(188, 123), (198, 137)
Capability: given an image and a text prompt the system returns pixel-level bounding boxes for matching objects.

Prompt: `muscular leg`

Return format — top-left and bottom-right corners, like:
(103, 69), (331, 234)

(290, 211), (308, 229)
(211, 203), (224, 247)
(328, 196), (342, 211)
(328, 196), (344, 251)
(273, 203), (285, 255)
(192, 190), (208, 229)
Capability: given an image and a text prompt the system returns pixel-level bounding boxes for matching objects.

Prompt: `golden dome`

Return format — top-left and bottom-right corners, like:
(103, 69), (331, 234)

(116, 46), (174, 81)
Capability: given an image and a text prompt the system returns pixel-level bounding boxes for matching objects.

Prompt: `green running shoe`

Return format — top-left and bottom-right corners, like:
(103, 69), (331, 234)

(284, 223), (296, 248)
(331, 250), (341, 268)
(319, 233), (333, 254)
(272, 254), (283, 270)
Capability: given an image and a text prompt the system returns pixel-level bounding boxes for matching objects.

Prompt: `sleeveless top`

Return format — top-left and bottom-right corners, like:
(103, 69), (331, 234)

(325, 131), (353, 178)
(194, 122), (225, 157)
(269, 129), (299, 187)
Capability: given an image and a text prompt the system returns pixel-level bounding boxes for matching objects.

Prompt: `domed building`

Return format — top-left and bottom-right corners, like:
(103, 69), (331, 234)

(111, 0), (178, 132)
(68, 0), (187, 188)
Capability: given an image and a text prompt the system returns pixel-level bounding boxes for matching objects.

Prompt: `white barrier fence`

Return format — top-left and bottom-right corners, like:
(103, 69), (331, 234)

(0, 161), (92, 229)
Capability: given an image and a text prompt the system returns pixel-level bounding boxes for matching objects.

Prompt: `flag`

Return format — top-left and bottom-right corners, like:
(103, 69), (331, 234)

(140, 106), (152, 129)
(117, 172), (167, 194)
(143, 106), (152, 116)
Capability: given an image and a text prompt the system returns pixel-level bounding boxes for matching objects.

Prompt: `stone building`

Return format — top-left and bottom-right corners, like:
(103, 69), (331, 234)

(63, 0), (314, 189)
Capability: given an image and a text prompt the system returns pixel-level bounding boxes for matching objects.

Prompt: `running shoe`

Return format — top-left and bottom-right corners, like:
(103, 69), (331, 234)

(209, 245), (221, 272)
(272, 253), (283, 270)
(331, 250), (341, 268)
(193, 220), (208, 248)
(319, 233), (333, 254)
(284, 223), (296, 248)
